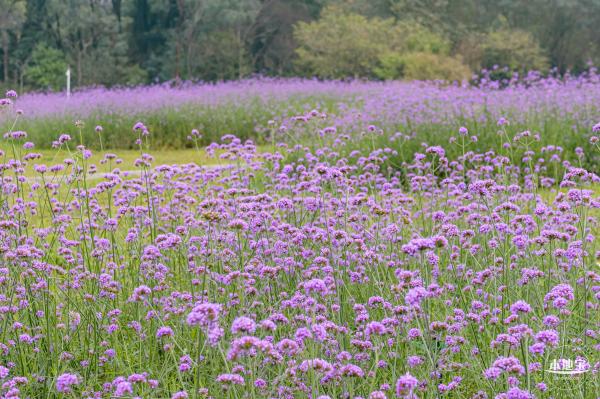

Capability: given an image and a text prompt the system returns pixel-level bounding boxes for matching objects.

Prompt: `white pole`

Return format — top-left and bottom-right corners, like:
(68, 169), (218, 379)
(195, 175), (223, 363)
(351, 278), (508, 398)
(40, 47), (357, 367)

(66, 67), (71, 98)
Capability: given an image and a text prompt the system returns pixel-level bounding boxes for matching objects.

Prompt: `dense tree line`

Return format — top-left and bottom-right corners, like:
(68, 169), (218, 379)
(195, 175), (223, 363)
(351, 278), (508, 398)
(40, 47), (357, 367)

(0, 0), (599, 91)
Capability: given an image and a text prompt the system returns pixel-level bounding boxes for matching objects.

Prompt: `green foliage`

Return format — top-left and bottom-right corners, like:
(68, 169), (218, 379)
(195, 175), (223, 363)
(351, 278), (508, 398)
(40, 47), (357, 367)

(481, 28), (549, 72)
(46, 0), (129, 87)
(374, 52), (405, 80)
(0, 0), (26, 31)
(119, 65), (149, 86)
(396, 21), (450, 55)
(376, 52), (471, 81)
(372, 20), (470, 81)
(159, 25), (253, 81)
(136, 0), (263, 81)
(294, 7), (469, 81)
(23, 44), (66, 90)
(294, 6), (395, 78)
(1, 0), (600, 88)
(0, 0), (26, 81)
(400, 53), (471, 81)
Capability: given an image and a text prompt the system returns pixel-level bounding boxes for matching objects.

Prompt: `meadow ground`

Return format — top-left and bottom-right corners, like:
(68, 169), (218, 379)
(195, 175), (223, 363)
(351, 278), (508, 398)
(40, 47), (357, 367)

(0, 76), (599, 399)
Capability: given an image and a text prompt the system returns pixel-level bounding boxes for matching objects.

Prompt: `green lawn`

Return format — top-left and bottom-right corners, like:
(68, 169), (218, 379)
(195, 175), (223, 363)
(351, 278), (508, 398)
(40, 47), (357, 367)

(1, 146), (272, 178)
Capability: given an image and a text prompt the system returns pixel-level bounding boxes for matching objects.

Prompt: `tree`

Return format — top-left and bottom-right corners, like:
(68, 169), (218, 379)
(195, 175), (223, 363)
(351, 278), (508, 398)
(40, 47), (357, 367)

(510, 0), (600, 72)
(249, 0), (320, 75)
(376, 52), (470, 81)
(23, 43), (66, 90)
(1, 0), (599, 87)
(374, 21), (470, 81)
(174, 0), (260, 80)
(0, 0), (26, 83)
(218, 0), (265, 79)
(182, 0), (267, 80)
(181, 30), (248, 81)
(481, 27), (549, 73)
(294, 6), (470, 81)
(47, 0), (121, 86)
(294, 6), (397, 78)
(128, 0), (263, 82)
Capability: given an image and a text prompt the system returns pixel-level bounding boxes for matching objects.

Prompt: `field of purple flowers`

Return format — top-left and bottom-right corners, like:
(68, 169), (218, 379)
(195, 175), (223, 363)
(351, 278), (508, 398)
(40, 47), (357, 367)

(0, 79), (599, 399)
(2, 70), (599, 164)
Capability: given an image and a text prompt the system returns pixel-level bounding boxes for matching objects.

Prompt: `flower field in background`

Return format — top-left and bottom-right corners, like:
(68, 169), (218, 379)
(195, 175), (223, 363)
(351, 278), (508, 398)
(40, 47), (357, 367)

(0, 83), (599, 399)
(1, 71), (599, 163)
